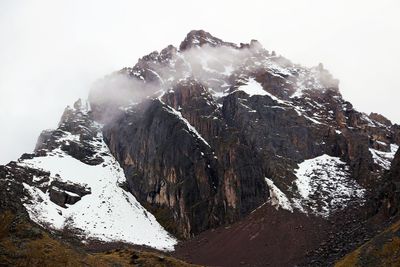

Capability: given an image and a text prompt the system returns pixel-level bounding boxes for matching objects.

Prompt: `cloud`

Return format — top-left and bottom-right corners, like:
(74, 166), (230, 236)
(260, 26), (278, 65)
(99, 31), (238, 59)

(87, 42), (263, 122)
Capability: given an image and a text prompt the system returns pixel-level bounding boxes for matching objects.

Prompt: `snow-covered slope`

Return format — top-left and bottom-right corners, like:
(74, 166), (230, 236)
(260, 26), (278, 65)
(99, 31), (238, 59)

(18, 103), (176, 251)
(238, 78), (269, 97)
(263, 155), (366, 218)
(292, 154), (365, 217)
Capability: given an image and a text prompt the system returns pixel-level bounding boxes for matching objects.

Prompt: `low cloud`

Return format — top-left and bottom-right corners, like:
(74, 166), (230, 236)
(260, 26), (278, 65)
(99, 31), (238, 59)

(88, 42), (270, 120)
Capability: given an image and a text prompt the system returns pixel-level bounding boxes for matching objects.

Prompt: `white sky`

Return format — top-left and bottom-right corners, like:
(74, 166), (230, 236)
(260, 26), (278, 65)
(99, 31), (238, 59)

(0, 0), (399, 164)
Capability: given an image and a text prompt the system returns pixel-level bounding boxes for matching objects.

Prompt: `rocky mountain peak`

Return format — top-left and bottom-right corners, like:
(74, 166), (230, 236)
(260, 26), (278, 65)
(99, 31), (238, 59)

(179, 29), (238, 51)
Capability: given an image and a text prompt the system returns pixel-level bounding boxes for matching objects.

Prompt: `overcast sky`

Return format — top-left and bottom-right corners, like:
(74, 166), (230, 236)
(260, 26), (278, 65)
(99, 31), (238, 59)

(0, 0), (399, 164)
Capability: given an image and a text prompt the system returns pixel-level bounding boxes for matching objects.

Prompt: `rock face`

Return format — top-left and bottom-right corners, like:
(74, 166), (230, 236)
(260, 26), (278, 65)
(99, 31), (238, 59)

(103, 91), (268, 237)
(88, 30), (399, 238)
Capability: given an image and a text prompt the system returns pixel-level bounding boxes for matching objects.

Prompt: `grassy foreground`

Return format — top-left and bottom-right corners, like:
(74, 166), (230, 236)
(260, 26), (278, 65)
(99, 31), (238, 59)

(0, 211), (199, 267)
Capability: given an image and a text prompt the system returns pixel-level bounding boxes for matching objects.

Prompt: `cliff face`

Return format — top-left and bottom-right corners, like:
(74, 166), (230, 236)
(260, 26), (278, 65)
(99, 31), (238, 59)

(102, 83), (269, 237)
(89, 30), (399, 238)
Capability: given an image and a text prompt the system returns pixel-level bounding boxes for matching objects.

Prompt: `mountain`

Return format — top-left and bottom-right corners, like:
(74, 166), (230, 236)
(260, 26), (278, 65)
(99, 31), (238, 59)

(1, 30), (400, 266)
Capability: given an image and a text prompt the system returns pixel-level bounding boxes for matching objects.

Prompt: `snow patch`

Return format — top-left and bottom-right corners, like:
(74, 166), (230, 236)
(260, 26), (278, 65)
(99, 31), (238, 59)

(237, 78), (268, 97)
(292, 154), (365, 217)
(265, 178), (293, 212)
(369, 144), (399, 170)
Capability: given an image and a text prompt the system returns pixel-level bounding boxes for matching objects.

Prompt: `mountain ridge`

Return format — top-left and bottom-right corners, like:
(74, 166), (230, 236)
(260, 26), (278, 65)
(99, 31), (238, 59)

(1, 29), (400, 266)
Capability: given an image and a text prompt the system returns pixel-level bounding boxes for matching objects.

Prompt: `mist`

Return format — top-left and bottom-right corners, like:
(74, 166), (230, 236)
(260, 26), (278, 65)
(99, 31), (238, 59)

(1, 0), (400, 164)
(89, 41), (274, 124)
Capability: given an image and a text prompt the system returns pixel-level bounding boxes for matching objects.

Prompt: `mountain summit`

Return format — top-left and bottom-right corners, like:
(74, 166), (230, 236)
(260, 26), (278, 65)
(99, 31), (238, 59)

(1, 30), (400, 267)
(179, 30), (238, 50)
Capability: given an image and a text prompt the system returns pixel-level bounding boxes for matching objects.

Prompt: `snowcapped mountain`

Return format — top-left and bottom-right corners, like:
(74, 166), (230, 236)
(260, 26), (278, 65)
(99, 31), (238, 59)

(1, 30), (400, 267)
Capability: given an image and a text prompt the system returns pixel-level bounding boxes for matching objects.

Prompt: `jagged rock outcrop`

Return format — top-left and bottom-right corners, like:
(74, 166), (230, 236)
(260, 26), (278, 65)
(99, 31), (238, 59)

(35, 100), (105, 165)
(179, 30), (238, 51)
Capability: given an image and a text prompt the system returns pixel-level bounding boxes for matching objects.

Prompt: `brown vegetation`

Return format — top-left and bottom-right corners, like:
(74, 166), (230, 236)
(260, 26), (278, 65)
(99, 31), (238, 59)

(0, 211), (199, 267)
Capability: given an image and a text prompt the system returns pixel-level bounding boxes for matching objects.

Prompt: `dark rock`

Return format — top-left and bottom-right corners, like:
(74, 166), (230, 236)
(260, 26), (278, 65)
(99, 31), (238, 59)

(369, 112), (392, 126)
(49, 188), (81, 208)
(19, 153), (35, 160)
(48, 180), (91, 208)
